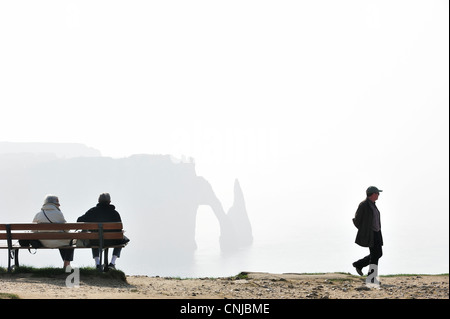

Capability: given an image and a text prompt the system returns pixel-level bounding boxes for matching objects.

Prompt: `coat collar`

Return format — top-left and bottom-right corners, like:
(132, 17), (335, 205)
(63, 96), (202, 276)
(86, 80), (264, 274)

(41, 203), (61, 211)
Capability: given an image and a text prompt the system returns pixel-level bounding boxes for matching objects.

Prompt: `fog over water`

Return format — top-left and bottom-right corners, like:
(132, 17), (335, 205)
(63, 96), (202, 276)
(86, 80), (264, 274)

(0, 1), (448, 276)
(0, 142), (448, 277)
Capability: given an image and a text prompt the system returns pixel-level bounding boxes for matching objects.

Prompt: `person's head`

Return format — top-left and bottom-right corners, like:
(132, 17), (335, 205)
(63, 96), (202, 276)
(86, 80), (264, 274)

(44, 194), (60, 206)
(366, 186), (382, 202)
(98, 192), (111, 204)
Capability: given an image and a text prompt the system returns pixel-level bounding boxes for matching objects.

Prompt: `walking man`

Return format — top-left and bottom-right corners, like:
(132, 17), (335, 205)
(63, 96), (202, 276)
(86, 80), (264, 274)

(352, 186), (383, 280)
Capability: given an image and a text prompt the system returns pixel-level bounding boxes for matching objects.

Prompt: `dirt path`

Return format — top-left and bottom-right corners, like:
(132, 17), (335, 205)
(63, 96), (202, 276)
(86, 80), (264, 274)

(1, 272), (448, 299)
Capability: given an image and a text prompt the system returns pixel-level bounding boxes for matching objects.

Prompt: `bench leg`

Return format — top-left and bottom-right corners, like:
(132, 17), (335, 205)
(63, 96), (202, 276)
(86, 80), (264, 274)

(104, 248), (109, 267)
(97, 248), (109, 272)
(7, 249), (18, 273)
(14, 249), (19, 268)
(7, 249), (12, 273)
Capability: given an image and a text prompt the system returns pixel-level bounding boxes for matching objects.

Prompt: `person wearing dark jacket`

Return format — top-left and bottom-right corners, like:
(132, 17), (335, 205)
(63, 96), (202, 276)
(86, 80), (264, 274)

(77, 193), (123, 270)
(352, 186), (384, 277)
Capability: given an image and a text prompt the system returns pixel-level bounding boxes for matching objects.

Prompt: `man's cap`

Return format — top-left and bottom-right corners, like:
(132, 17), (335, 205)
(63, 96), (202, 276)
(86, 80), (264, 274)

(366, 186), (383, 194)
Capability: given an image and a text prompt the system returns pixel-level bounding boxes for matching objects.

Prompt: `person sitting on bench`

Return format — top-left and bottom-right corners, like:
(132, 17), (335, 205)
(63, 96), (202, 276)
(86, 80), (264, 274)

(77, 193), (123, 271)
(32, 194), (74, 270)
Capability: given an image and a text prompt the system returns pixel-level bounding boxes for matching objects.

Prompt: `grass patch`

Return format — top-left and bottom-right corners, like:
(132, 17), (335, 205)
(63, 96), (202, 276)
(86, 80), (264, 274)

(0, 265), (127, 282)
(159, 272), (249, 281)
(0, 292), (20, 299)
(380, 273), (449, 277)
(229, 272), (249, 280)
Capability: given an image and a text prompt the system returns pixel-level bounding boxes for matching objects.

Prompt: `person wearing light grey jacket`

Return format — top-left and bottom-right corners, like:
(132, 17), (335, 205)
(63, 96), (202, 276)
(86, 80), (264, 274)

(33, 195), (74, 269)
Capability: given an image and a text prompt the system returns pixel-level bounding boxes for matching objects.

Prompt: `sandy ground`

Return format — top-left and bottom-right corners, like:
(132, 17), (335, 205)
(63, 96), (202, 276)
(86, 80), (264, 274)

(0, 272), (448, 299)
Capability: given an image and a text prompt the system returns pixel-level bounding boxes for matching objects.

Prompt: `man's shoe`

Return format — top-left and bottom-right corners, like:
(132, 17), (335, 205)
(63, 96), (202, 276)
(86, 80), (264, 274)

(353, 263), (364, 276)
(107, 263), (116, 270)
(96, 264), (103, 272)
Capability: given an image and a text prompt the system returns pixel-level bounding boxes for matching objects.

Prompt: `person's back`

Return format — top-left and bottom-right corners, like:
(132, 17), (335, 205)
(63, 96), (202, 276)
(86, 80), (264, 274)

(77, 193), (124, 271)
(33, 195), (70, 248)
(32, 194), (74, 269)
(77, 201), (122, 223)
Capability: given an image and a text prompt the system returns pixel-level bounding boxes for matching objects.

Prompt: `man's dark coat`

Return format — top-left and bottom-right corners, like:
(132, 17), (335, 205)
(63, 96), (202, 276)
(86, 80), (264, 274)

(353, 198), (383, 247)
(77, 202), (122, 246)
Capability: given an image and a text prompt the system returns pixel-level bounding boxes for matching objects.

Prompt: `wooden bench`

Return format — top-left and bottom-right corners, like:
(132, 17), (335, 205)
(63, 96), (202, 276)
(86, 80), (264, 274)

(0, 222), (125, 272)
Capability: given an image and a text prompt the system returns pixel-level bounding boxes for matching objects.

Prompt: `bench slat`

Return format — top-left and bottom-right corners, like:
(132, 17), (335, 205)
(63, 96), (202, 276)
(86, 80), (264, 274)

(0, 222), (122, 231)
(0, 232), (123, 240)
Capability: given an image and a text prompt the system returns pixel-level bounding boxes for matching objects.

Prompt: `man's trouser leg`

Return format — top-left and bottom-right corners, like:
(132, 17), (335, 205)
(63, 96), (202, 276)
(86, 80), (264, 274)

(354, 231), (383, 272)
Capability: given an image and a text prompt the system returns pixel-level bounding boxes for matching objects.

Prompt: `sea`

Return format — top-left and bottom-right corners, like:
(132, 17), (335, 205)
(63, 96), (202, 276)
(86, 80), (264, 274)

(6, 218), (448, 278)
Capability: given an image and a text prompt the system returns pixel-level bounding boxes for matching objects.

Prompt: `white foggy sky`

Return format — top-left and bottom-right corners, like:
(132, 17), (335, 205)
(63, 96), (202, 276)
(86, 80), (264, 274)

(1, 1), (449, 272)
